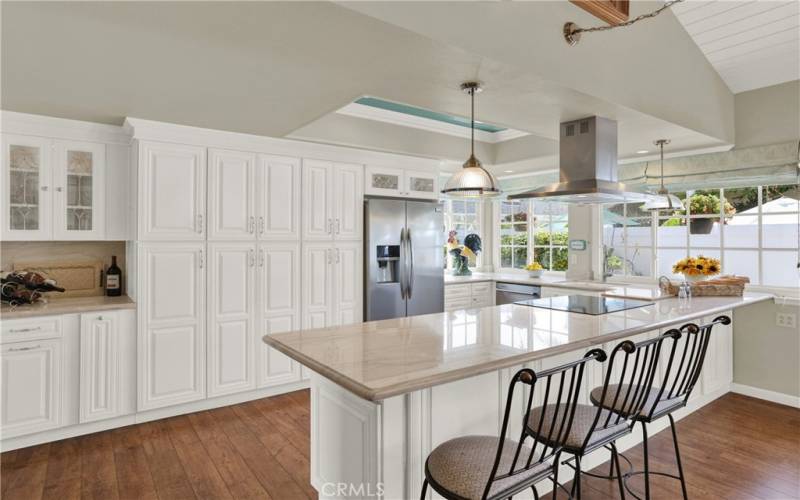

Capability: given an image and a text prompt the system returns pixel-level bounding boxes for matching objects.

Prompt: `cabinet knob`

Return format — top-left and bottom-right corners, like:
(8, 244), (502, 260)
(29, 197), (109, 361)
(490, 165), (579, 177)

(41, 186), (48, 191)
(55, 187), (63, 192)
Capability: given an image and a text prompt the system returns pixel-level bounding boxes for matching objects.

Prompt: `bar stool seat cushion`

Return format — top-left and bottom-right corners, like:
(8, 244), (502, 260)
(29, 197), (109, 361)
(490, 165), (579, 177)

(526, 404), (629, 453)
(426, 435), (552, 500)
(590, 384), (684, 420)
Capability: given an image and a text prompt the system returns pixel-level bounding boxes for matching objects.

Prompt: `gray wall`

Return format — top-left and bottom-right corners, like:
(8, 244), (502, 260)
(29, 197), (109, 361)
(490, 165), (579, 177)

(734, 80), (800, 149)
(733, 300), (800, 398)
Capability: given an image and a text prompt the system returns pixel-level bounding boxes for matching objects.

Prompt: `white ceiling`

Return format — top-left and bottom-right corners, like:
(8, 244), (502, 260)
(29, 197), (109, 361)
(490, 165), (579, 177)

(673, 0), (800, 93)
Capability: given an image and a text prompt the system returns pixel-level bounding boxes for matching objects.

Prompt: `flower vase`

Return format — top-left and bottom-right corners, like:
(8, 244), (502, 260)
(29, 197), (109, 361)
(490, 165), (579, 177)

(683, 274), (707, 283)
(451, 255), (472, 276)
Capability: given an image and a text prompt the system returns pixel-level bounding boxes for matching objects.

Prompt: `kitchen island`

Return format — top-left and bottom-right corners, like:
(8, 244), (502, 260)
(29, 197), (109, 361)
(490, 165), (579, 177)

(263, 292), (772, 499)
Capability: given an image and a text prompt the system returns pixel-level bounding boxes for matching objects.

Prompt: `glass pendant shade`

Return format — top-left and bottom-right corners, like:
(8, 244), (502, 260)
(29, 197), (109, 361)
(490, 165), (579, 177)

(644, 192), (684, 211)
(441, 82), (502, 198)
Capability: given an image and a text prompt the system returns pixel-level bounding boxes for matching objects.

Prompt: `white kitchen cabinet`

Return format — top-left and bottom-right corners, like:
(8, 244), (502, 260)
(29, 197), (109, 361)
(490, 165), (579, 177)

(302, 242), (363, 330)
(79, 312), (120, 423)
(702, 311), (734, 396)
(138, 242), (206, 410)
(302, 159), (363, 241)
(444, 282), (494, 312)
(208, 149), (256, 240)
(365, 165), (438, 200)
(1, 134), (52, 240)
(207, 242), (257, 397)
(258, 154), (301, 240)
(52, 140), (106, 240)
(138, 141), (206, 241)
(258, 242), (302, 387)
(1, 339), (63, 438)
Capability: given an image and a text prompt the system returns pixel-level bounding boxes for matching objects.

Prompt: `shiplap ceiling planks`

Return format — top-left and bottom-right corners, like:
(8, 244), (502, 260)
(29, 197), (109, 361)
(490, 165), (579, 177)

(673, 0), (800, 93)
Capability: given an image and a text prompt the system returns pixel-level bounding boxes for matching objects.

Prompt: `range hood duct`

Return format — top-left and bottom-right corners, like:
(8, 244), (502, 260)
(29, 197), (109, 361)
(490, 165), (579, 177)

(509, 116), (654, 204)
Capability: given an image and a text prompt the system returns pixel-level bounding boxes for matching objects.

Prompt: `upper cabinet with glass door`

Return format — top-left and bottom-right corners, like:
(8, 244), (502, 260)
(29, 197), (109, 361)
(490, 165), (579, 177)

(53, 141), (105, 240)
(365, 165), (438, 200)
(1, 134), (106, 241)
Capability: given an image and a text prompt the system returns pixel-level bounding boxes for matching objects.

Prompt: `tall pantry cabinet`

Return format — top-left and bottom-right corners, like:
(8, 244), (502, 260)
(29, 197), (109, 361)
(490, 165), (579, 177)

(132, 137), (363, 411)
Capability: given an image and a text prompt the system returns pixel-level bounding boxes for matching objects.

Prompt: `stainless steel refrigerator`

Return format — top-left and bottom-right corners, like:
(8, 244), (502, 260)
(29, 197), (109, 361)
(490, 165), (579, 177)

(364, 198), (444, 321)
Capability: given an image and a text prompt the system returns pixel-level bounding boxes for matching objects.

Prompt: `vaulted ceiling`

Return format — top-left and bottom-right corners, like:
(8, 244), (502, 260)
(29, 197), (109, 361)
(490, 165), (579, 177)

(1, 1), (746, 173)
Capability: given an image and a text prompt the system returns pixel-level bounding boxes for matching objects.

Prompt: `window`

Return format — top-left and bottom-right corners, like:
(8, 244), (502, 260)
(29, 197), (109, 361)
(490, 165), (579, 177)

(498, 200), (569, 272)
(443, 199), (482, 269)
(603, 185), (800, 288)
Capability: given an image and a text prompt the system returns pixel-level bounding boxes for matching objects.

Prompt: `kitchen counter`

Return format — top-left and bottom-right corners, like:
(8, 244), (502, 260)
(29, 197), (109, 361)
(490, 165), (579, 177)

(1, 295), (136, 319)
(264, 292), (771, 401)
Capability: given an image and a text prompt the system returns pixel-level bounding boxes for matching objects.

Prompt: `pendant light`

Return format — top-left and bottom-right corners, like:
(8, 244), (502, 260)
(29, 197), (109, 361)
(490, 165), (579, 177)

(644, 139), (684, 212)
(441, 82), (501, 198)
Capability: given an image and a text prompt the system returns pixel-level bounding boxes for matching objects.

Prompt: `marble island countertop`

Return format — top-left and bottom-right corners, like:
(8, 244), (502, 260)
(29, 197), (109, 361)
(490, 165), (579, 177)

(264, 292), (772, 402)
(1, 295), (136, 319)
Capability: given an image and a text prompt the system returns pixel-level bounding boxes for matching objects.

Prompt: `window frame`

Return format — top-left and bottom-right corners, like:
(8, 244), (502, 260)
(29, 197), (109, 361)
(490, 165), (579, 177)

(495, 199), (569, 274)
(443, 198), (483, 270)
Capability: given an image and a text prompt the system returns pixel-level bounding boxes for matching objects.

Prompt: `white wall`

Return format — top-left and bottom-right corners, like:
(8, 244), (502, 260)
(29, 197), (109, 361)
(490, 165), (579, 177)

(735, 80), (800, 149)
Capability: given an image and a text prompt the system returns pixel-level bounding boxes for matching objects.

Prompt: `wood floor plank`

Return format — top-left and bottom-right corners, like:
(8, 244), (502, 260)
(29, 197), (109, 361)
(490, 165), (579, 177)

(79, 432), (119, 500)
(110, 424), (158, 500)
(138, 419), (197, 499)
(165, 416), (234, 500)
(2, 442), (50, 500)
(212, 406), (313, 500)
(251, 397), (311, 458)
(188, 410), (272, 499)
(41, 438), (81, 500)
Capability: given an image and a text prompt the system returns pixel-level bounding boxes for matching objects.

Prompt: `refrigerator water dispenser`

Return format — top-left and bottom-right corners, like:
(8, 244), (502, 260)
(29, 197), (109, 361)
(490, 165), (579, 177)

(375, 245), (399, 283)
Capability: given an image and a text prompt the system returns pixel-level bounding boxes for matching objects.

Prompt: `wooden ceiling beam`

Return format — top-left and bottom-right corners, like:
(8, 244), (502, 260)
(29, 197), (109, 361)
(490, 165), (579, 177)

(570, 0), (630, 25)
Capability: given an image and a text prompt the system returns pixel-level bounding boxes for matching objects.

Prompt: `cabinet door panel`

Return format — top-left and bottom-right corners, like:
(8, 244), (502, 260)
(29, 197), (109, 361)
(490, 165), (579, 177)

(259, 155), (300, 240)
(139, 141), (206, 240)
(333, 163), (363, 241)
(208, 243), (255, 397)
(1, 134), (52, 240)
(80, 313), (119, 422)
(405, 170), (438, 200)
(302, 159), (332, 240)
(259, 242), (300, 316)
(365, 166), (403, 197)
(259, 315), (301, 388)
(1, 339), (62, 438)
(208, 149), (255, 240)
(303, 244), (333, 329)
(53, 140), (106, 240)
(334, 242), (362, 326)
(138, 243), (205, 410)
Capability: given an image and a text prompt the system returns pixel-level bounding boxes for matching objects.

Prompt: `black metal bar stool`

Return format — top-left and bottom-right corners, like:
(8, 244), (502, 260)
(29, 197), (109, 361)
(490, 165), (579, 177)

(525, 331), (679, 500)
(590, 315), (732, 500)
(420, 349), (606, 500)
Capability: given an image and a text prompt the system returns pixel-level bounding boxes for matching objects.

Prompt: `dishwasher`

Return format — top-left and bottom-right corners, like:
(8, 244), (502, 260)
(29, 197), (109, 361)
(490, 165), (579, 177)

(495, 282), (541, 305)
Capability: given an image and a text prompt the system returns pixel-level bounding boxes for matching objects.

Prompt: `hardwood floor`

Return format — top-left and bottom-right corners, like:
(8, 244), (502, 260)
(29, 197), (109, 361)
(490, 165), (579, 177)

(2, 391), (798, 499)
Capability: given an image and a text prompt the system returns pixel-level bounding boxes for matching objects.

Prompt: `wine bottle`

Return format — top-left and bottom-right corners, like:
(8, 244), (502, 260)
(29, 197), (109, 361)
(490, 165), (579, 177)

(106, 255), (122, 297)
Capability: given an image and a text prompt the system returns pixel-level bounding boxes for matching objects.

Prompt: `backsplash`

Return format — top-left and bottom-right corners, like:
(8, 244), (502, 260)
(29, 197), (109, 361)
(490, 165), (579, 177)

(1, 241), (126, 296)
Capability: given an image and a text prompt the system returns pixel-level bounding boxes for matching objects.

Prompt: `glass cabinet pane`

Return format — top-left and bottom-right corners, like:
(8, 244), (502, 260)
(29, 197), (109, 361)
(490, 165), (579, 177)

(409, 176), (434, 193)
(66, 150), (93, 231)
(8, 144), (41, 230)
(371, 172), (399, 190)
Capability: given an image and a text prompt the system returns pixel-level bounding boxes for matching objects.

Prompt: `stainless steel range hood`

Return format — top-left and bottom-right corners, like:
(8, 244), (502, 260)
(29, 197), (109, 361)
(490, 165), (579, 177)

(509, 116), (654, 204)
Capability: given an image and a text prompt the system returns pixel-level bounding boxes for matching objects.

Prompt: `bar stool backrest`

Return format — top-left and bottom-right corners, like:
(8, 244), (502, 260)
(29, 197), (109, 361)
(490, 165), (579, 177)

(645, 315), (732, 419)
(583, 330), (678, 451)
(481, 349), (607, 500)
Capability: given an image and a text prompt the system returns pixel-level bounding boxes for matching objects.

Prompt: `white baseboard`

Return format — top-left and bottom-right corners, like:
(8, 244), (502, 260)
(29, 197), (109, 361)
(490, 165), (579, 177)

(731, 383), (800, 408)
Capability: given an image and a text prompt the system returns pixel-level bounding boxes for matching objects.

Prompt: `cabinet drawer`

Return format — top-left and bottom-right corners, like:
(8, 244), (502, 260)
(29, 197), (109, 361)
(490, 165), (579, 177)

(444, 297), (472, 312)
(445, 284), (471, 300)
(471, 296), (492, 308)
(470, 282), (493, 297)
(2, 317), (62, 343)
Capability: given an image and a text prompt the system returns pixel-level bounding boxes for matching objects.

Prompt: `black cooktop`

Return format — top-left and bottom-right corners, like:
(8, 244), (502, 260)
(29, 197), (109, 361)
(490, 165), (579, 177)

(514, 295), (653, 315)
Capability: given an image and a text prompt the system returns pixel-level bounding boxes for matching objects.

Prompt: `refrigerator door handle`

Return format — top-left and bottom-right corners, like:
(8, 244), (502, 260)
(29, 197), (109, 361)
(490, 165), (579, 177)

(407, 228), (414, 299)
(399, 228), (407, 299)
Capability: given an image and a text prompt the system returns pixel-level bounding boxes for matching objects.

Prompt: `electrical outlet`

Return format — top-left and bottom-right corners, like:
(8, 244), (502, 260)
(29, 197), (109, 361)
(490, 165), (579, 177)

(776, 313), (797, 329)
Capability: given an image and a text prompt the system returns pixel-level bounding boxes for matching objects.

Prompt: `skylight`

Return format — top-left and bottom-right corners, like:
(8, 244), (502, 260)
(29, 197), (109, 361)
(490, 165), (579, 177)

(354, 97), (507, 133)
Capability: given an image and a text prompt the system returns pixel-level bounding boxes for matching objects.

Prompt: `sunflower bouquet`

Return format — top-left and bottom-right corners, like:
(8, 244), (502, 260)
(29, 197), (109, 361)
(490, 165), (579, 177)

(672, 255), (721, 280)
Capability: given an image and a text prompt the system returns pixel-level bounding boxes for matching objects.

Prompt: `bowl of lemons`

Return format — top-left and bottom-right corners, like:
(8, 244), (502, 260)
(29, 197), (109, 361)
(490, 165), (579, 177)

(525, 262), (544, 278)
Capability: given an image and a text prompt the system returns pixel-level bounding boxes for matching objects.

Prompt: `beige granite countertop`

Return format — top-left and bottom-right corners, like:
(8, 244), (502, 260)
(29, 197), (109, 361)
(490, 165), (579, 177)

(263, 293), (772, 401)
(1, 295), (136, 319)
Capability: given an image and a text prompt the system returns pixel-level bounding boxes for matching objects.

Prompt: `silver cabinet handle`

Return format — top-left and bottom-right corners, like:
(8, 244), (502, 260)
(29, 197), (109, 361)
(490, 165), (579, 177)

(55, 187), (63, 192)
(336, 248), (340, 263)
(249, 249), (255, 267)
(327, 218), (333, 235)
(97, 315), (105, 321)
(259, 249), (265, 267)
(199, 249), (204, 269)
(8, 326), (41, 333)
(327, 249), (332, 264)
(259, 216), (265, 235)
(41, 186), (48, 191)
(336, 219), (341, 234)
(249, 216), (255, 234)
(196, 214), (204, 233)
(8, 345), (41, 352)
